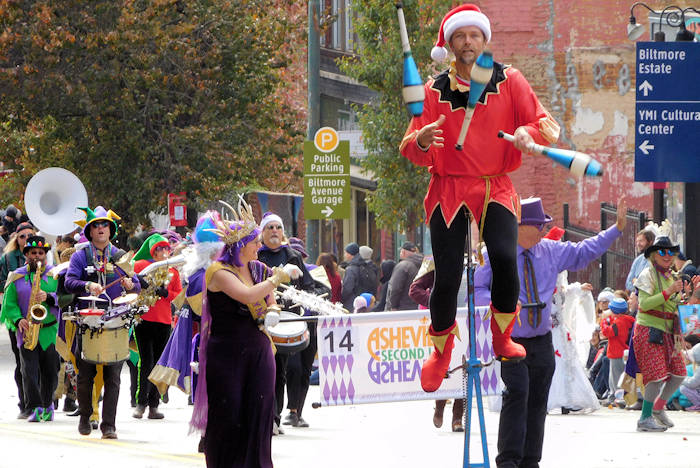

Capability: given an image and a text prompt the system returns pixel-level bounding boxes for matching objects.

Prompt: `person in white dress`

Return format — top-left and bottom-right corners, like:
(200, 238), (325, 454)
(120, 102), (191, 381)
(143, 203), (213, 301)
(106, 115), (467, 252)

(547, 270), (600, 413)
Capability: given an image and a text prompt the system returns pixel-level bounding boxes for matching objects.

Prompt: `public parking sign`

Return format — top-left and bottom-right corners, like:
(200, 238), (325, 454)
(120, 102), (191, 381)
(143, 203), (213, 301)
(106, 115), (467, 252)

(304, 127), (351, 219)
(635, 42), (700, 182)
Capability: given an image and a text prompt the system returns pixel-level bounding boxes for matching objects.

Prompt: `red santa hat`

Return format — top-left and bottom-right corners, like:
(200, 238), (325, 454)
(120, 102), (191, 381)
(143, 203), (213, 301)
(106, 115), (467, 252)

(431, 4), (492, 62)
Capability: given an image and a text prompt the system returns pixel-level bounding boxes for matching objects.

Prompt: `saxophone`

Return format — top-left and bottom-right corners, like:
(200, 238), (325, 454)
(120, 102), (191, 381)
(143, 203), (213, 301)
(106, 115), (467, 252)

(23, 261), (48, 351)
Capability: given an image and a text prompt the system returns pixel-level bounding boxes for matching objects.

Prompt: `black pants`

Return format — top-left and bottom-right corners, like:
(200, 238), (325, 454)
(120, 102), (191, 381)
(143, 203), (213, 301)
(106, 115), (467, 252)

(429, 203), (519, 331)
(134, 320), (171, 408)
(7, 329), (25, 411)
(127, 359), (138, 405)
(274, 352), (288, 425)
(76, 352), (122, 433)
(286, 325), (317, 418)
(496, 332), (555, 468)
(19, 343), (60, 409)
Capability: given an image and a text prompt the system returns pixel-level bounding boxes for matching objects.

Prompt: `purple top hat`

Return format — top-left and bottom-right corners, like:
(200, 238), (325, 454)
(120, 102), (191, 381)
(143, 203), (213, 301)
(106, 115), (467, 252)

(519, 197), (552, 226)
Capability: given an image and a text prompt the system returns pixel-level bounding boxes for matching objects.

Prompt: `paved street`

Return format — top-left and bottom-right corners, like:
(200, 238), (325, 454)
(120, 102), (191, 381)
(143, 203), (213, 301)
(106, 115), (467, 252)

(0, 326), (698, 468)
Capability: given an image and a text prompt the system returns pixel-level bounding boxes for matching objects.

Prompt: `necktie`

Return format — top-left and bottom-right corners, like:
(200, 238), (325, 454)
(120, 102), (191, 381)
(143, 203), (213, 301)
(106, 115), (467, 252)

(522, 250), (542, 327)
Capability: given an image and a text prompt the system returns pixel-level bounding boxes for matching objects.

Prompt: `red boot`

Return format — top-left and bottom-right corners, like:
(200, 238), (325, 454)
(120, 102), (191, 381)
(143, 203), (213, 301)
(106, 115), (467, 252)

(421, 322), (460, 393)
(490, 304), (526, 361)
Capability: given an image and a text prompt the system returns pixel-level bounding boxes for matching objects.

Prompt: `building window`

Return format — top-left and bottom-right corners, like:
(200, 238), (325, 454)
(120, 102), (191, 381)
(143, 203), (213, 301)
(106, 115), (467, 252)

(337, 108), (357, 131)
(321, 0), (355, 53)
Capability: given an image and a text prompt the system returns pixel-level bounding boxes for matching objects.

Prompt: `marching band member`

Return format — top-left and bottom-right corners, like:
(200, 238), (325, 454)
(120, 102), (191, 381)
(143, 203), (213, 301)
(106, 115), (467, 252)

(258, 211), (325, 431)
(132, 233), (182, 420)
(150, 212), (223, 453)
(190, 201), (300, 467)
(399, 3), (559, 393)
(64, 206), (140, 439)
(149, 212), (224, 398)
(0, 221), (37, 418)
(1, 236), (60, 422)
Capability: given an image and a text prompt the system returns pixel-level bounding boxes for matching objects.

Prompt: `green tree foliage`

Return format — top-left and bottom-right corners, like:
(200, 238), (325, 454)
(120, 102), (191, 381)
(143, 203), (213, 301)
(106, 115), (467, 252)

(338, 0), (443, 232)
(0, 0), (305, 231)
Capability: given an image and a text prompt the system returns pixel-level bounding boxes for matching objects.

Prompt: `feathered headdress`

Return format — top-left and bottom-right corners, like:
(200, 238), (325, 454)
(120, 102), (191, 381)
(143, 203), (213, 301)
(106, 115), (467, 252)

(205, 195), (258, 246)
(643, 219), (673, 240)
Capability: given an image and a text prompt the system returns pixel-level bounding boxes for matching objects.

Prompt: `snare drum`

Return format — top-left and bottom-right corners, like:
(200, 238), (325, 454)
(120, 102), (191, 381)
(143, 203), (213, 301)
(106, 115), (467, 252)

(81, 327), (130, 364)
(267, 311), (310, 354)
(78, 308), (104, 329)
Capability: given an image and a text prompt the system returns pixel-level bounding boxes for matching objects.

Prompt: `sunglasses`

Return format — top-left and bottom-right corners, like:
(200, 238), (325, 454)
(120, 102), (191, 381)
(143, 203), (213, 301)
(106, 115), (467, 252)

(18, 233), (30, 239)
(656, 249), (677, 257)
(534, 223), (552, 233)
(265, 225), (282, 230)
(154, 245), (171, 252)
(91, 221), (111, 228)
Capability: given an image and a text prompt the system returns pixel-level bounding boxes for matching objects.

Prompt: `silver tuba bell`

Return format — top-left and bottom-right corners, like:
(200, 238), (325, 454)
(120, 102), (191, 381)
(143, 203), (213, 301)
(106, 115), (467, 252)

(24, 167), (88, 236)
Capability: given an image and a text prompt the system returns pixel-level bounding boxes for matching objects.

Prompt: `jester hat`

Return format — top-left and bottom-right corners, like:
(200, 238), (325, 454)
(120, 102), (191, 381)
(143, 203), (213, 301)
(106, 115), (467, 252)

(74, 206), (121, 241)
(133, 233), (170, 262)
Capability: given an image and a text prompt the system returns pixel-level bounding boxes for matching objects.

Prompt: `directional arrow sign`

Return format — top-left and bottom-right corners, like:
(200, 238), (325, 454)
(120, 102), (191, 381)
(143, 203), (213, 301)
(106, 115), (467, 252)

(635, 42), (700, 182)
(638, 80), (653, 97)
(321, 206), (334, 217)
(638, 140), (654, 155)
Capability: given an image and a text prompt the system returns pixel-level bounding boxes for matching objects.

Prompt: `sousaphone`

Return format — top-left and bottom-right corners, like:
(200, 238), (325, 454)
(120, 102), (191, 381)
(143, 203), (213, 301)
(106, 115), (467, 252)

(24, 167), (88, 235)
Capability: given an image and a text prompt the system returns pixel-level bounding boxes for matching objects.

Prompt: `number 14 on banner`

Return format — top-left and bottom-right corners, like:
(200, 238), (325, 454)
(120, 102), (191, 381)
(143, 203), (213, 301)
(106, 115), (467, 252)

(318, 316), (357, 406)
(323, 328), (354, 354)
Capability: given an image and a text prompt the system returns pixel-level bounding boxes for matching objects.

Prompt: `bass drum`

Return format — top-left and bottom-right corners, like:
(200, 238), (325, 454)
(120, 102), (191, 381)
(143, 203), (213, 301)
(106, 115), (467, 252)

(81, 328), (130, 364)
(267, 311), (309, 354)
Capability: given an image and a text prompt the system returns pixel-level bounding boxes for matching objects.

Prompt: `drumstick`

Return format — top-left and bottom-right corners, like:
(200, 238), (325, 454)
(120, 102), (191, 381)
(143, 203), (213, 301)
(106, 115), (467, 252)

(455, 51), (493, 150)
(497, 131), (603, 177)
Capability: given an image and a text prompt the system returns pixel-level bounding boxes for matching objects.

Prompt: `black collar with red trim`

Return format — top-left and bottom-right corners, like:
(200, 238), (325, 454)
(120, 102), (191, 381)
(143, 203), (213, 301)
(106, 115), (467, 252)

(430, 62), (509, 112)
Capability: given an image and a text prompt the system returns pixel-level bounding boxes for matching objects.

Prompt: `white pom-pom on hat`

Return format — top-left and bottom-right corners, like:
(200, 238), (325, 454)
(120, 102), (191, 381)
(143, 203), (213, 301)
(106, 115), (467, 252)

(432, 4), (492, 62)
(431, 45), (448, 62)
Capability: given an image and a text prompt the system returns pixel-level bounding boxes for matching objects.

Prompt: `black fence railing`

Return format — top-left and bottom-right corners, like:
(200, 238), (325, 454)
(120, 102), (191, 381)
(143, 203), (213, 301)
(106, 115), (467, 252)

(563, 203), (648, 293)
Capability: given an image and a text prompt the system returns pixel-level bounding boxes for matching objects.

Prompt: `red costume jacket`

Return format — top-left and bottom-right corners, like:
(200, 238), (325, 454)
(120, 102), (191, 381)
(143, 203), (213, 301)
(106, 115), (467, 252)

(400, 62), (559, 228)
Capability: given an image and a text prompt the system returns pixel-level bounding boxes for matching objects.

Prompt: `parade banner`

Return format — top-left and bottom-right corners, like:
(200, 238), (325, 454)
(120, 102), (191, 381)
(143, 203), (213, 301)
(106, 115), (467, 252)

(317, 306), (502, 406)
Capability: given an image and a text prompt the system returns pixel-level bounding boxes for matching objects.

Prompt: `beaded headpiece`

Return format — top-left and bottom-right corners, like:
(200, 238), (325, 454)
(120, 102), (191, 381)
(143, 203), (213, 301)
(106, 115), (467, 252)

(22, 235), (51, 254)
(206, 196), (258, 246)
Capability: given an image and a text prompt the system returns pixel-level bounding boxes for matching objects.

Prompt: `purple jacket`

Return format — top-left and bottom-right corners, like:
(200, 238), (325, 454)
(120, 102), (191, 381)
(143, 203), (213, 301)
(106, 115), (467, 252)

(65, 245), (141, 306)
(475, 225), (621, 338)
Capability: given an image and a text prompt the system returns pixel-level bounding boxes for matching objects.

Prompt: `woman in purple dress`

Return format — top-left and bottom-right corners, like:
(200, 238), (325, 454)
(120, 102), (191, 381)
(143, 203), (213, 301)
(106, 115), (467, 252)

(190, 200), (299, 467)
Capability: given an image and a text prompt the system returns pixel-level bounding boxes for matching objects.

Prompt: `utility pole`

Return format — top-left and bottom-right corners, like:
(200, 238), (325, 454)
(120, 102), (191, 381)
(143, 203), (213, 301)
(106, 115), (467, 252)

(306, 0), (321, 261)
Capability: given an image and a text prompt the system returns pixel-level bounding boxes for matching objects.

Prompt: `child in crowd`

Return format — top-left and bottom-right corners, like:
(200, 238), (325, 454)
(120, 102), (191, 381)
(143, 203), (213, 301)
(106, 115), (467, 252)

(353, 293), (375, 313)
(600, 298), (635, 405)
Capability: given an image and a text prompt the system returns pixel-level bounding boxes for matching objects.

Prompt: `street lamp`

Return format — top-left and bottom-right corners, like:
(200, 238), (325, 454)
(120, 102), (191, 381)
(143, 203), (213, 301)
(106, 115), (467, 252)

(627, 2), (660, 40)
(627, 3), (700, 42)
(675, 7), (700, 41)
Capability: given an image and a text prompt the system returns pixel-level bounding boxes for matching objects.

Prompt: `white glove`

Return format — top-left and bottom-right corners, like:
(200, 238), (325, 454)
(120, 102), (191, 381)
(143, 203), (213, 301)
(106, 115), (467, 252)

(264, 310), (281, 328)
(282, 264), (303, 280)
(190, 361), (199, 374)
